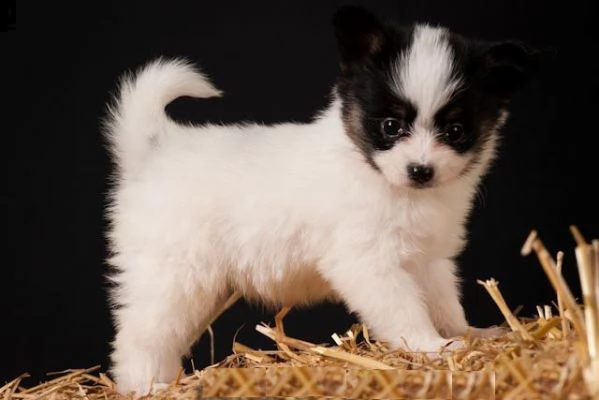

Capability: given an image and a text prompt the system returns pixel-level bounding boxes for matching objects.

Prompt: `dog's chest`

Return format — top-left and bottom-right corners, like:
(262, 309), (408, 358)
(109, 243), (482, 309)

(387, 191), (469, 262)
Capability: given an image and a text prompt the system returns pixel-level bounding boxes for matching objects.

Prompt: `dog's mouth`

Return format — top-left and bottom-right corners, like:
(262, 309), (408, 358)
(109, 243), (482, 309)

(408, 180), (436, 190)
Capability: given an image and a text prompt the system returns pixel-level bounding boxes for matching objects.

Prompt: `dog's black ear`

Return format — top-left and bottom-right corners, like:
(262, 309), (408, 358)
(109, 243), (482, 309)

(477, 40), (541, 97)
(332, 6), (386, 70)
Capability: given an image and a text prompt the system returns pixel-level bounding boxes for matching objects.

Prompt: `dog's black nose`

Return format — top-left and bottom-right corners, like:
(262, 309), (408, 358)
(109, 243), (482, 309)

(407, 163), (434, 185)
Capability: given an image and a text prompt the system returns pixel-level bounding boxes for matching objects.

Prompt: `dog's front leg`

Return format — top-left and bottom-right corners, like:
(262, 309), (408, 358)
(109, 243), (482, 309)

(412, 259), (506, 339)
(318, 242), (454, 353)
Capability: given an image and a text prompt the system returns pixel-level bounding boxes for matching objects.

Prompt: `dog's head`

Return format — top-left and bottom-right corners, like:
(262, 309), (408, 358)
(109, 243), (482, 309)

(333, 6), (539, 189)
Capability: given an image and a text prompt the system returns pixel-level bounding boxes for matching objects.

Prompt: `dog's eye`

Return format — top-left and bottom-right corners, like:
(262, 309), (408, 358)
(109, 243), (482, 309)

(381, 118), (408, 139)
(442, 123), (466, 143)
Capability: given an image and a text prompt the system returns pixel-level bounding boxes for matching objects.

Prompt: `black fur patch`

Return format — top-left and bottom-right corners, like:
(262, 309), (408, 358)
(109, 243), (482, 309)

(334, 9), (415, 167)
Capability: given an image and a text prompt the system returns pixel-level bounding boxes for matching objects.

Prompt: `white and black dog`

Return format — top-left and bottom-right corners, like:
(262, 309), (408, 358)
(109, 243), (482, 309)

(104, 6), (538, 395)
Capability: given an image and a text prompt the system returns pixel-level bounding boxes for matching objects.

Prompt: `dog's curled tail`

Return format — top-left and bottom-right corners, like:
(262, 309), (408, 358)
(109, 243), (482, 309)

(104, 57), (222, 177)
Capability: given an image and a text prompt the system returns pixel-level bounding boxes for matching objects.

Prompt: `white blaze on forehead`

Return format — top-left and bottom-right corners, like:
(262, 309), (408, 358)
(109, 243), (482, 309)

(392, 25), (462, 124)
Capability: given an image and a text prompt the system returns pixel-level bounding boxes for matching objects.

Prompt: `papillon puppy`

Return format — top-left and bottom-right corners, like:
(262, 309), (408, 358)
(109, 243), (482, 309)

(104, 6), (538, 396)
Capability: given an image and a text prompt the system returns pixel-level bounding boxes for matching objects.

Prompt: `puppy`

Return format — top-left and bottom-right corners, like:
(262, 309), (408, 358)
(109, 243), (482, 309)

(104, 6), (538, 396)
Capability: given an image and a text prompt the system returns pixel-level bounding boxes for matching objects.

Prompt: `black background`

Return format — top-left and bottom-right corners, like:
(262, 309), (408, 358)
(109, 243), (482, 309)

(7, 0), (598, 386)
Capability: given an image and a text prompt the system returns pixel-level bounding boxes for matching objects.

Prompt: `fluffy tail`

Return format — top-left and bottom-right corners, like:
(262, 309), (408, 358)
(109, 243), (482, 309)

(104, 57), (222, 177)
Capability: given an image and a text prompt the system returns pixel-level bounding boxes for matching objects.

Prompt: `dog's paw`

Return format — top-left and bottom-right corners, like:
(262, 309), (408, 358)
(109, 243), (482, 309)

(467, 325), (509, 338)
(441, 338), (465, 351)
(411, 337), (464, 354)
(150, 382), (170, 395)
(423, 338), (465, 360)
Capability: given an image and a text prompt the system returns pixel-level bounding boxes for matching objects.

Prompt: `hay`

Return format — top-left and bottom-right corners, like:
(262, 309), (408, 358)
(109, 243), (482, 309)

(3, 228), (597, 399)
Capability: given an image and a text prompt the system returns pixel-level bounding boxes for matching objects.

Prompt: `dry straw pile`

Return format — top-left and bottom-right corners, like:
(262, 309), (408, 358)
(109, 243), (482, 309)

(3, 227), (598, 399)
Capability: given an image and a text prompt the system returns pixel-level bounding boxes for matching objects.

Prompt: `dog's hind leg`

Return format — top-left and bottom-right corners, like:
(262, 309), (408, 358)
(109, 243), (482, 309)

(108, 255), (228, 397)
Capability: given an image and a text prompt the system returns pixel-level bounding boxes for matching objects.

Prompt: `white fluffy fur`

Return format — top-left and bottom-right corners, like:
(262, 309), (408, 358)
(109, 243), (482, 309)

(106, 55), (501, 396)
(393, 25), (462, 122)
